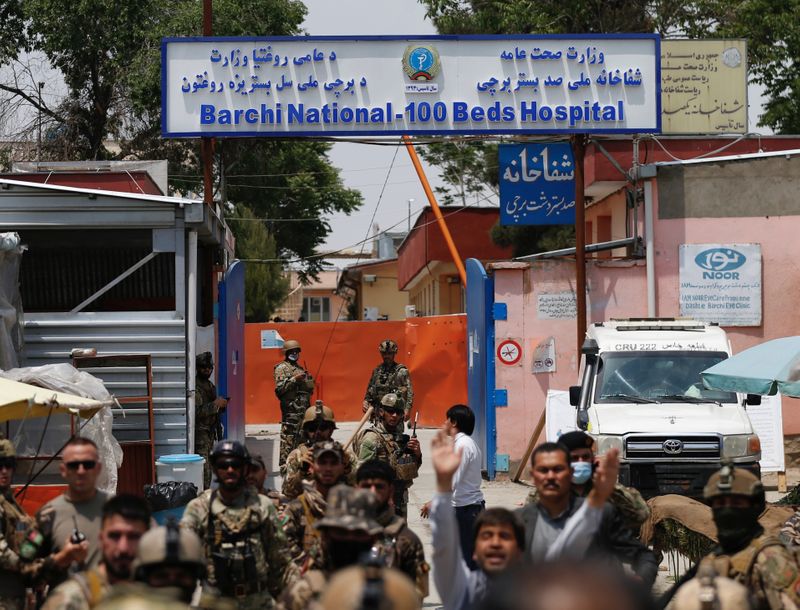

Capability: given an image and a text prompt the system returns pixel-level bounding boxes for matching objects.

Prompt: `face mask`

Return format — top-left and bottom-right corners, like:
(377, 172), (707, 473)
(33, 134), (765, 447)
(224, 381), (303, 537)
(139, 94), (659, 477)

(713, 505), (761, 552)
(571, 461), (593, 485)
(287, 353), (299, 362)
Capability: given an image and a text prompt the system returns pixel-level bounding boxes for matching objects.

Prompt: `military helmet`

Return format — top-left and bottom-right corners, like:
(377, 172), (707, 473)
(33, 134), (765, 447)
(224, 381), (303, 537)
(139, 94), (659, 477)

(672, 562), (751, 610)
(316, 485), (383, 536)
(378, 339), (398, 354)
(0, 439), (15, 459)
(195, 351), (213, 369)
(134, 520), (205, 580)
(703, 464), (764, 507)
(283, 339), (301, 353)
(209, 440), (250, 467)
(302, 400), (337, 428)
(379, 393), (405, 413)
(321, 565), (419, 610)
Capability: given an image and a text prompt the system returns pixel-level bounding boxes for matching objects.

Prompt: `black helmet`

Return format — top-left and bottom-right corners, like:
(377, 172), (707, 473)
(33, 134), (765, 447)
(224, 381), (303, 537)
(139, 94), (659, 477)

(196, 351), (213, 369)
(209, 440), (249, 467)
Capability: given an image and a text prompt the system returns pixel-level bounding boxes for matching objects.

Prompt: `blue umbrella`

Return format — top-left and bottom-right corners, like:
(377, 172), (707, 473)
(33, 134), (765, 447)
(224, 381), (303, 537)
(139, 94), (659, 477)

(701, 336), (800, 397)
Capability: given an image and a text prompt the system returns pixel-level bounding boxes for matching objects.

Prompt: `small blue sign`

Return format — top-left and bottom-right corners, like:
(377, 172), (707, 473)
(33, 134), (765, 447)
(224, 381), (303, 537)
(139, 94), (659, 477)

(499, 143), (576, 226)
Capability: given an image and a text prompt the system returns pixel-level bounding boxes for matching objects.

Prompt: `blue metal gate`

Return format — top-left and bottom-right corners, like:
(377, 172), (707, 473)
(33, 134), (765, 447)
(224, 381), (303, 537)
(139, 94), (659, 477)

(466, 258), (497, 479)
(217, 260), (246, 443)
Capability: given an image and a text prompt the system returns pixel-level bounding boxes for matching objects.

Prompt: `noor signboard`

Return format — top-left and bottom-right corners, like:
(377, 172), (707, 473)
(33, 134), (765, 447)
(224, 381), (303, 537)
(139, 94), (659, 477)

(162, 34), (660, 137)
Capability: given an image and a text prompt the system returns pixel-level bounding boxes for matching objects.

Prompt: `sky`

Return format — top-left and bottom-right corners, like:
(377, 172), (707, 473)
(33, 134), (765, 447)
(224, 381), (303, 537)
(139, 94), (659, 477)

(301, 0), (450, 253)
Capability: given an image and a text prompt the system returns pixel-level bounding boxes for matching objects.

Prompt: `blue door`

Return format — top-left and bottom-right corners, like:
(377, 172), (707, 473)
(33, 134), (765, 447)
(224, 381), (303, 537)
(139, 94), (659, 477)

(217, 260), (245, 443)
(466, 258), (496, 479)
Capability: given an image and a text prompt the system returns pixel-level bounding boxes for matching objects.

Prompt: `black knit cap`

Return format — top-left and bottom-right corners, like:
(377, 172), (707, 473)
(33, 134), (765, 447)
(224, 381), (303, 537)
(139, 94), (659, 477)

(558, 430), (593, 452)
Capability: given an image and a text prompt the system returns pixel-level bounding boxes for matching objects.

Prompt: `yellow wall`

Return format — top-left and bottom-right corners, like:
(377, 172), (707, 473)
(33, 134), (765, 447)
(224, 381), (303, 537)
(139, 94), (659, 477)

(407, 261), (464, 316)
(359, 260), (409, 320)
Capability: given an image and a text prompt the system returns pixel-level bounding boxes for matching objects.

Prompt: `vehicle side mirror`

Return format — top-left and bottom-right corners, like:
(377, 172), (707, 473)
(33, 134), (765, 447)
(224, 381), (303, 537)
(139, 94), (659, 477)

(569, 386), (581, 407)
(745, 394), (762, 406)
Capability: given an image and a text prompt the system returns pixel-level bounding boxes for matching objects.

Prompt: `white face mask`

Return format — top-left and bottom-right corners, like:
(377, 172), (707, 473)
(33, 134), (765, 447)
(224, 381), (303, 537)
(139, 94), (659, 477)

(288, 352), (300, 362)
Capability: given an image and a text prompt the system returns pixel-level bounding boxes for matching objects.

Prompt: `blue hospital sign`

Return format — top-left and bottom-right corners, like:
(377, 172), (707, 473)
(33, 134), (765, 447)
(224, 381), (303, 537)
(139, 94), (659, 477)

(499, 143), (576, 226)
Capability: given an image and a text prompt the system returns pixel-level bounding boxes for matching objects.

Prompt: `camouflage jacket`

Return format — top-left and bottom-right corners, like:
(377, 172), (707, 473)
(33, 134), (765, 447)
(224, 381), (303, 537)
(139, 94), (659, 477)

(40, 566), (110, 610)
(0, 490), (48, 602)
(356, 422), (420, 484)
(781, 511), (800, 547)
(363, 363), (413, 412)
(281, 444), (358, 500)
(701, 533), (800, 610)
(195, 376), (220, 436)
(278, 569), (327, 610)
(375, 505), (429, 600)
(526, 482), (650, 534)
(273, 361), (315, 408)
(283, 482), (328, 570)
(181, 487), (298, 602)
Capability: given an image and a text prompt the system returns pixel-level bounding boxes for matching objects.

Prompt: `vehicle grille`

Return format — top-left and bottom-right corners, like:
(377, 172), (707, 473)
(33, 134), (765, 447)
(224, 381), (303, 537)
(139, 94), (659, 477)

(625, 435), (720, 459)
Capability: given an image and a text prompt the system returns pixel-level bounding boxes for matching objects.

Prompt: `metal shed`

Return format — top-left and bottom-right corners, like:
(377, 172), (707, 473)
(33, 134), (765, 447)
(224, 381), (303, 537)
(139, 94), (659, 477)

(0, 177), (232, 458)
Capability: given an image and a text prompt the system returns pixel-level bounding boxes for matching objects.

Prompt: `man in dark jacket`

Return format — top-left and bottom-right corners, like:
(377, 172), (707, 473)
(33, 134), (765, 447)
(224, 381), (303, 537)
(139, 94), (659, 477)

(518, 442), (658, 588)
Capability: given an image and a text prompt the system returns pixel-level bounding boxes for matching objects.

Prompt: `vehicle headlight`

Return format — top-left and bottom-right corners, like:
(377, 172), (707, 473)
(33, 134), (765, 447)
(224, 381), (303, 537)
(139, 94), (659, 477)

(595, 435), (623, 455)
(722, 434), (761, 459)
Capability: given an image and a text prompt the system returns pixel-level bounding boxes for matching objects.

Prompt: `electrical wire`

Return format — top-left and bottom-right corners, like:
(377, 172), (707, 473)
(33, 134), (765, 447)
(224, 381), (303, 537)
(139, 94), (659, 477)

(645, 133), (767, 163)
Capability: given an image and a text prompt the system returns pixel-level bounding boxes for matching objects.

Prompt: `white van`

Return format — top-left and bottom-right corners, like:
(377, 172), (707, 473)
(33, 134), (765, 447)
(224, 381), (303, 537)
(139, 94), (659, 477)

(569, 318), (761, 498)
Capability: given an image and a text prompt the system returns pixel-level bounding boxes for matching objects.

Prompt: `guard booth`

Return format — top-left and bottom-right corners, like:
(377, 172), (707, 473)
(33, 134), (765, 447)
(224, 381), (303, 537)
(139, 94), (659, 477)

(0, 176), (236, 476)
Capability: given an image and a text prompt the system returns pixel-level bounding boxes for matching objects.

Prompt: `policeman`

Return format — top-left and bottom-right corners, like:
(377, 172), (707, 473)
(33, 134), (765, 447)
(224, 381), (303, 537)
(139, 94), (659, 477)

(320, 563), (420, 610)
(133, 521), (205, 604)
(282, 401), (357, 500)
(356, 394), (421, 518)
(283, 441), (350, 570)
(274, 340), (315, 471)
(279, 485), (384, 610)
(0, 439), (47, 610)
(181, 440), (297, 609)
(357, 460), (428, 601)
(666, 465), (800, 610)
(525, 430), (650, 535)
(195, 352), (228, 488)
(363, 340), (413, 423)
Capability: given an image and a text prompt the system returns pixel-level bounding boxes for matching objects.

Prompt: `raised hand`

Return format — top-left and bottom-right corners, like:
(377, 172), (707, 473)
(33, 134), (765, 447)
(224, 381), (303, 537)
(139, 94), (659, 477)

(587, 447), (620, 509)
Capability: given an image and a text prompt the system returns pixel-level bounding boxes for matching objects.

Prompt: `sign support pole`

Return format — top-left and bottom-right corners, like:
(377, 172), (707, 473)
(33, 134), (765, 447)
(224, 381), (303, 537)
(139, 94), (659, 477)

(201, 0), (214, 207)
(572, 135), (587, 353)
(402, 135), (467, 287)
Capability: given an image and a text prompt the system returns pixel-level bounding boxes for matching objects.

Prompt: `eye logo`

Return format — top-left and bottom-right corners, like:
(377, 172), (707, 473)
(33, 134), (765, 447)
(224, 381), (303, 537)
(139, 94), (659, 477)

(694, 248), (746, 272)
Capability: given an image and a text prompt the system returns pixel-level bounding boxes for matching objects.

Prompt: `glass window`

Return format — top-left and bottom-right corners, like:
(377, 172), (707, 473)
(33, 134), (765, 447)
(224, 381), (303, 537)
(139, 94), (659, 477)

(302, 296), (331, 322)
(594, 351), (737, 403)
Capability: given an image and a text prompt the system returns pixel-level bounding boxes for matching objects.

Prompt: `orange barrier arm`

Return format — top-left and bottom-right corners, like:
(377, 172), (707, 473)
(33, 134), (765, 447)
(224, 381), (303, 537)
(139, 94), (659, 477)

(402, 135), (467, 286)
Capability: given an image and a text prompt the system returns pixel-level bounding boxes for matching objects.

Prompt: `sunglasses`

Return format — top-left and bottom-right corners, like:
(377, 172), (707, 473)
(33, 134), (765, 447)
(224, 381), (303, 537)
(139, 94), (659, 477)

(215, 460), (244, 471)
(0, 457), (16, 470)
(65, 460), (97, 471)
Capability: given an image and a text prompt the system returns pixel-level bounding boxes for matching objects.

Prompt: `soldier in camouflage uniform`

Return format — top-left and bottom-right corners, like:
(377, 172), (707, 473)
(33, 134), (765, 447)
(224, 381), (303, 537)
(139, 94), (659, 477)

(282, 402), (357, 500)
(356, 394), (421, 519)
(182, 440), (298, 609)
(356, 459), (429, 601)
(666, 465), (800, 610)
(274, 340), (315, 471)
(525, 430), (649, 535)
(42, 495), (151, 610)
(195, 352), (228, 489)
(362, 340), (413, 423)
(247, 455), (286, 520)
(279, 485), (384, 610)
(283, 441), (350, 571)
(0, 439), (51, 610)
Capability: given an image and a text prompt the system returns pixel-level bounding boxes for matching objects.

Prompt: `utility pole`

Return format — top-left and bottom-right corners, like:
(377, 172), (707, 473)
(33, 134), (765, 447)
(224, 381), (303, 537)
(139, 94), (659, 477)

(201, 0), (214, 207)
(36, 82), (44, 163)
(407, 198), (414, 233)
(572, 135), (587, 354)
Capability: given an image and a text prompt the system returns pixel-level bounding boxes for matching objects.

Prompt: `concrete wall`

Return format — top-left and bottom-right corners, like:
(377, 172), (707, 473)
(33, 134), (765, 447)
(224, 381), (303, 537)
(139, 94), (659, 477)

(359, 259), (409, 320)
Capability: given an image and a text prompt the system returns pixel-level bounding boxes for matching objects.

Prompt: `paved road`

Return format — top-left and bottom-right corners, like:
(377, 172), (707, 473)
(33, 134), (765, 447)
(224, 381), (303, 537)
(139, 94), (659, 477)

(245, 422), (795, 606)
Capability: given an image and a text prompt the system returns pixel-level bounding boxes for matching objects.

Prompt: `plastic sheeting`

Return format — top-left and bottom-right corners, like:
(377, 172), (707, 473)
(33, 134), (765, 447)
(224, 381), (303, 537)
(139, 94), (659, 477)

(0, 233), (25, 369)
(144, 481), (198, 511)
(0, 363), (123, 495)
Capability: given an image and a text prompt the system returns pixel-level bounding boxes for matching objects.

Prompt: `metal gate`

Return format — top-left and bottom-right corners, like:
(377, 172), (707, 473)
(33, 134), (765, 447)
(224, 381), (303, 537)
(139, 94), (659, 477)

(466, 258), (497, 479)
(217, 260), (246, 443)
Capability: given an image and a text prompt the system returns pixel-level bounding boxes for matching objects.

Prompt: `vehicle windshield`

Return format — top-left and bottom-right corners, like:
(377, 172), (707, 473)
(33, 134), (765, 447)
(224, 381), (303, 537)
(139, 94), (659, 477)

(594, 351), (737, 404)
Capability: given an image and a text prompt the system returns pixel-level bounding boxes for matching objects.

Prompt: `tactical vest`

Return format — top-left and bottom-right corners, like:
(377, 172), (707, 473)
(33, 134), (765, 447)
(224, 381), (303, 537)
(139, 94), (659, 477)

(369, 364), (408, 405)
(357, 428), (418, 482)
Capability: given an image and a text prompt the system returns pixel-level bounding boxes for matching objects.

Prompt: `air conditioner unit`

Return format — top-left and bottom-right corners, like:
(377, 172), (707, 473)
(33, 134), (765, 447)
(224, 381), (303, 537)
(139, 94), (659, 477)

(405, 305), (417, 318)
(363, 274), (377, 283)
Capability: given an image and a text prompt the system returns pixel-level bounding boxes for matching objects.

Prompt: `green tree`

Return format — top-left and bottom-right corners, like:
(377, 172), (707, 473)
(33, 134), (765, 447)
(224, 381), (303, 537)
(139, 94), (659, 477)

(228, 203), (289, 322)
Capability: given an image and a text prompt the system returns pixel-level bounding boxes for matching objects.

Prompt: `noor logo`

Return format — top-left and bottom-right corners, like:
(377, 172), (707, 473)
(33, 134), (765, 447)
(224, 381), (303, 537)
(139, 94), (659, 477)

(662, 439), (683, 455)
(403, 45), (441, 80)
(694, 248), (746, 280)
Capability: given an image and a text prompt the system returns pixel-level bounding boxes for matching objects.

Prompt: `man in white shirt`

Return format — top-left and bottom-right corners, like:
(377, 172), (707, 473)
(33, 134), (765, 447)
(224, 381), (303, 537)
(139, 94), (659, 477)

(444, 404), (485, 568)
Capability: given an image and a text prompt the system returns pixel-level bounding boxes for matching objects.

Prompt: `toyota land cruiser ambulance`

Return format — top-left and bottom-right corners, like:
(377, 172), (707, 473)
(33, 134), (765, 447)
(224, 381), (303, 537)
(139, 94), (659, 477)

(569, 318), (761, 498)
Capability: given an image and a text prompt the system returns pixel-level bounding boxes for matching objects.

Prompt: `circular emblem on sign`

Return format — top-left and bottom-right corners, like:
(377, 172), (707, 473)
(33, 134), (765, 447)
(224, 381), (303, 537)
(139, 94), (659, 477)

(662, 439), (684, 455)
(497, 339), (522, 365)
(722, 47), (742, 68)
(403, 45), (441, 81)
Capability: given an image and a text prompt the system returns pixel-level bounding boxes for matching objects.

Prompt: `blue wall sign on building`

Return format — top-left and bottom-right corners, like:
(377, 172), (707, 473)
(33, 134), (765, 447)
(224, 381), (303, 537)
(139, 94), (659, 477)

(499, 142), (576, 226)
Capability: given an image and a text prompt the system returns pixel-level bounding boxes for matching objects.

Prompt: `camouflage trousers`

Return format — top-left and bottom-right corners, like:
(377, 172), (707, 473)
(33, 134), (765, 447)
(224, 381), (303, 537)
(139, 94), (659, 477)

(279, 402), (306, 472)
(196, 431), (215, 489)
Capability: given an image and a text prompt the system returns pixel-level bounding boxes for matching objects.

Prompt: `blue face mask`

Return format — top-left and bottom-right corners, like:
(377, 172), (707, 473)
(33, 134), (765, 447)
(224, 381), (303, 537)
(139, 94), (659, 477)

(571, 461), (593, 485)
